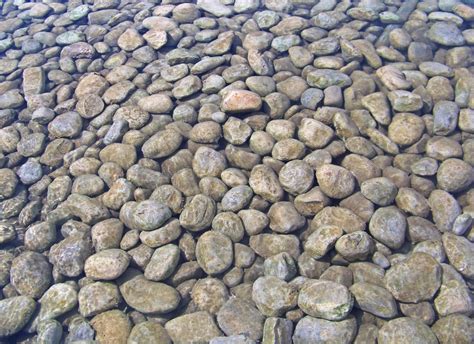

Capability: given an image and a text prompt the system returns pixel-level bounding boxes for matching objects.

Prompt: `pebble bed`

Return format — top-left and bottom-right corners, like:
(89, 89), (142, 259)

(0, 0), (473, 343)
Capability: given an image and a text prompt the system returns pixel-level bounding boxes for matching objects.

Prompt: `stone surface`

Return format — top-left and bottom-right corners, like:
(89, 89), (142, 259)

(298, 280), (353, 320)
(252, 276), (298, 317)
(0, 0), (472, 340)
(221, 90), (263, 113)
(217, 297), (265, 341)
(165, 311), (223, 343)
(0, 296), (36, 337)
(119, 273), (180, 314)
(293, 316), (357, 344)
(378, 317), (438, 344)
(384, 253), (442, 303)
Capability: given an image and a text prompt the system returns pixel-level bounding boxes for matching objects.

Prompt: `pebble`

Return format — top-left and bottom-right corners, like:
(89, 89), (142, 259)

(165, 311), (223, 343)
(316, 164), (355, 199)
(78, 282), (121, 317)
(293, 316), (357, 344)
(442, 233), (474, 280)
(264, 252), (297, 281)
(378, 317), (438, 344)
(221, 90), (263, 113)
(298, 280), (353, 320)
(369, 206), (406, 249)
(10, 251), (52, 298)
(144, 244), (180, 281)
(350, 282), (398, 318)
(119, 273), (180, 314)
(179, 194), (216, 231)
(217, 297), (265, 341)
(268, 202), (305, 233)
(385, 253), (442, 303)
(196, 231), (233, 275)
(252, 276), (298, 316)
(91, 309), (131, 344)
(0, 296), (36, 337)
(49, 235), (92, 277)
(84, 249), (130, 280)
(361, 177), (398, 206)
(119, 200), (172, 231)
(32, 283), (78, 329)
(262, 317), (293, 344)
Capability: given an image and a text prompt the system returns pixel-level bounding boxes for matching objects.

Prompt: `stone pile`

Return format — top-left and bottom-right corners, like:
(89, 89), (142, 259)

(0, 0), (473, 343)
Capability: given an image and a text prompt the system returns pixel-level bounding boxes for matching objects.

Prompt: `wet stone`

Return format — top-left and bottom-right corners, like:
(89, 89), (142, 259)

(0, 0), (472, 341)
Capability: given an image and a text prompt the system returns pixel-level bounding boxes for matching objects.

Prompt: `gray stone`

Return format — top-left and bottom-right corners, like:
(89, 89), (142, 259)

(252, 276), (298, 317)
(165, 311), (223, 343)
(217, 297), (265, 341)
(120, 273), (180, 314)
(293, 316), (357, 344)
(0, 296), (36, 337)
(384, 252), (442, 303)
(10, 251), (52, 298)
(298, 280), (353, 320)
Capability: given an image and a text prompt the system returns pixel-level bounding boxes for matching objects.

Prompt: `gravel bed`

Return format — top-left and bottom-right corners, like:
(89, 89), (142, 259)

(0, 0), (473, 343)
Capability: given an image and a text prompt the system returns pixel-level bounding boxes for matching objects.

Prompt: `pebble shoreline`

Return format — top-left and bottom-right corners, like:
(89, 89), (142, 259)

(0, 0), (473, 343)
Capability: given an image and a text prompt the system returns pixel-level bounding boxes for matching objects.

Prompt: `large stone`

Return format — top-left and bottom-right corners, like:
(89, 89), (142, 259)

(221, 90), (263, 113)
(293, 316), (357, 344)
(23, 67), (45, 96)
(119, 200), (172, 231)
(442, 233), (474, 280)
(384, 252), (442, 303)
(349, 282), (398, 318)
(378, 317), (438, 344)
(217, 298), (265, 341)
(84, 249), (130, 280)
(298, 280), (353, 320)
(165, 311), (223, 343)
(196, 231), (233, 275)
(0, 296), (36, 337)
(252, 276), (298, 317)
(119, 273), (180, 314)
(10, 251), (52, 299)
(179, 194), (216, 232)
